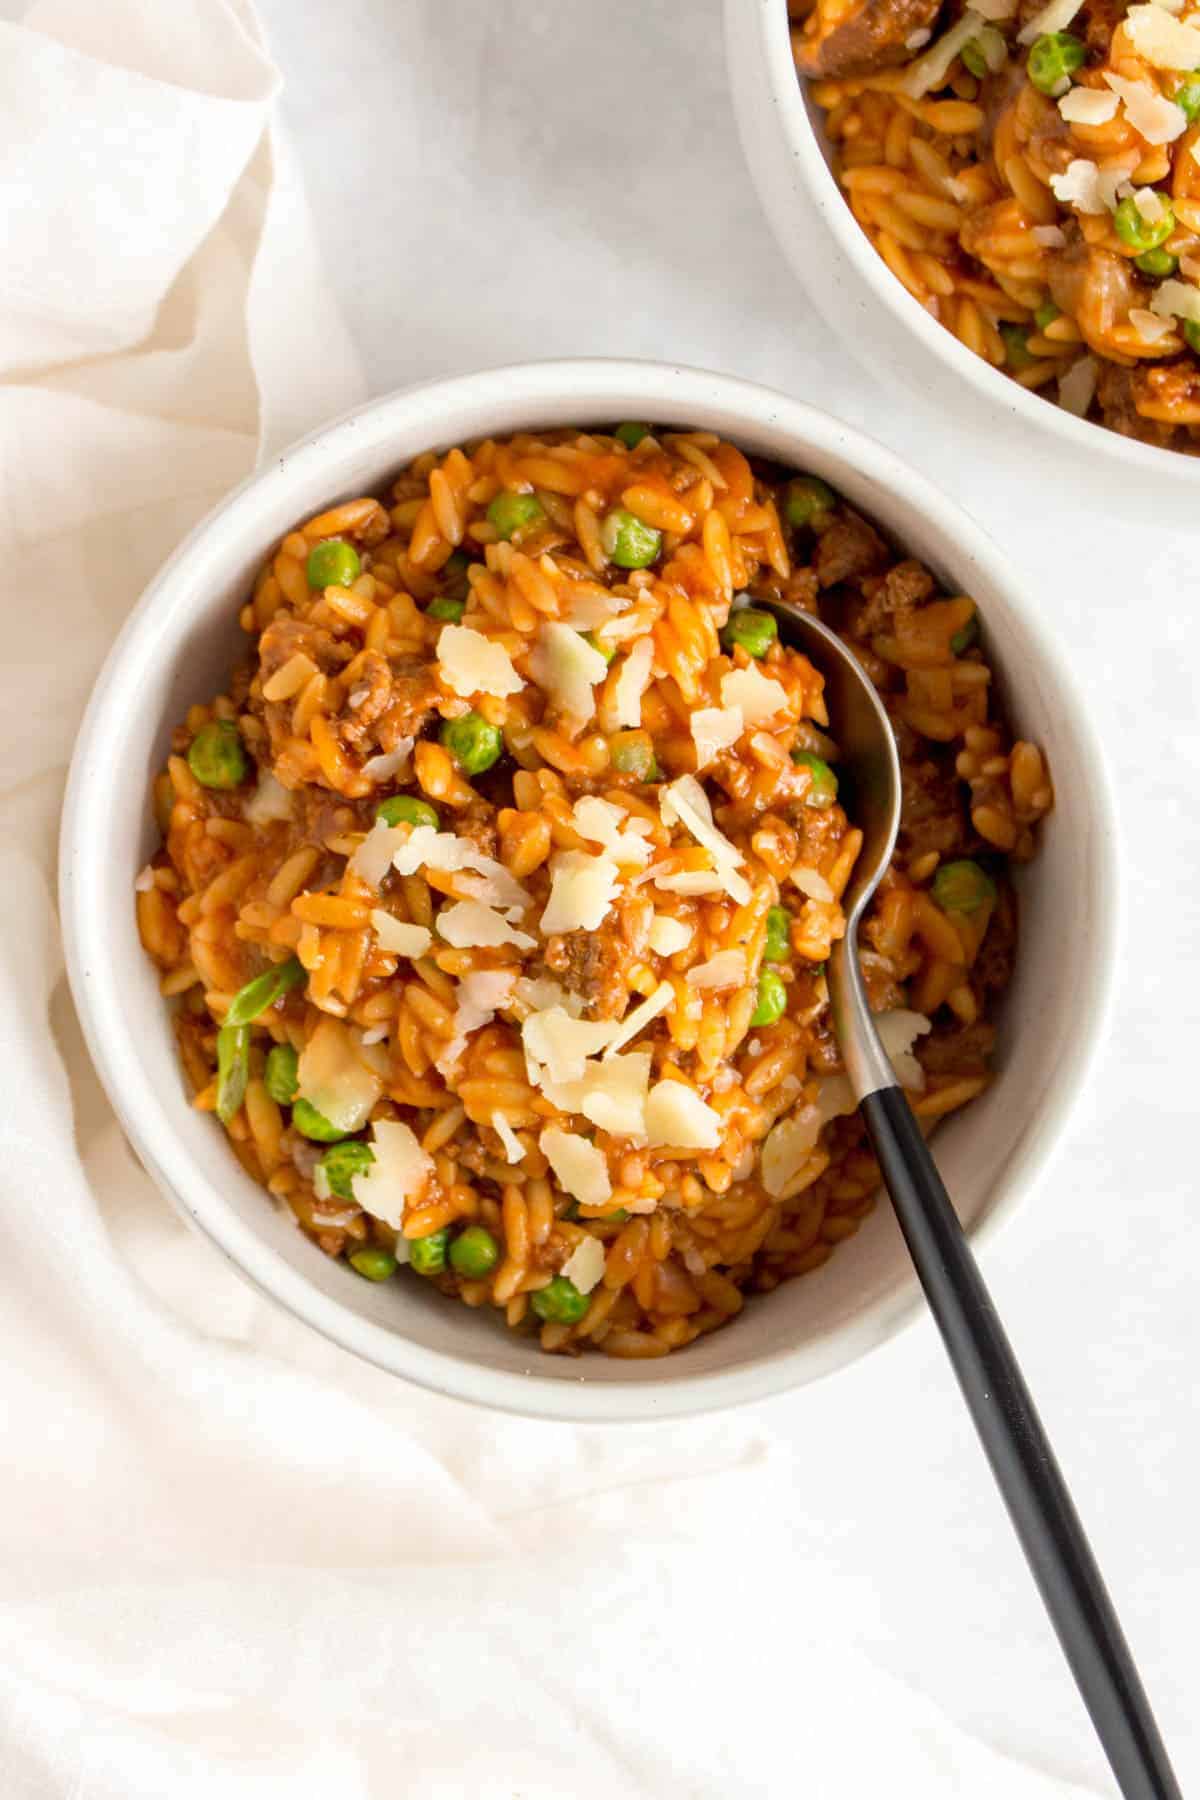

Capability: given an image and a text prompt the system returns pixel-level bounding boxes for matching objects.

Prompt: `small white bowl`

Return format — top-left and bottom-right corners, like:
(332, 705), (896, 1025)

(60, 359), (1117, 1421)
(725, 0), (1200, 500)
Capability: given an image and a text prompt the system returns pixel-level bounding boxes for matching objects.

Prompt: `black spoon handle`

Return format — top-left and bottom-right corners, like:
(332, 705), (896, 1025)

(860, 1085), (1180, 1800)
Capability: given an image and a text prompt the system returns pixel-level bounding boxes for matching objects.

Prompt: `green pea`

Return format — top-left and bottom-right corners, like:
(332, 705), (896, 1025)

(614, 422), (650, 448)
(582, 630), (616, 665)
(960, 38), (987, 77)
(750, 969), (788, 1027)
(376, 794), (439, 830)
(603, 1208), (631, 1223)
(1185, 319), (1200, 356)
(764, 906), (792, 963)
(791, 749), (838, 807)
(720, 607), (778, 660)
(426, 595), (465, 623)
(215, 1023), (250, 1124)
(950, 609), (979, 656)
(785, 475), (835, 528)
(349, 1246), (397, 1281)
(610, 731), (657, 780)
(291, 1098), (348, 1143)
(1034, 300), (1061, 330)
(1000, 324), (1035, 370)
(409, 1229), (451, 1276)
(440, 711), (503, 775)
(225, 956), (306, 1027)
(487, 491), (544, 540)
(1134, 247), (1178, 279)
(601, 506), (662, 570)
(932, 858), (996, 917)
(264, 1043), (299, 1105)
(1175, 74), (1200, 124)
(449, 1225), (500, 1278)
(1026, 31), (1086, 96)
(306, 538), (361, 590)
(1113, 194), (1174, 255)
(530, 1275), (590, 1325)
(319, 1140), (375, 1201)
(187, 720), (246, 790)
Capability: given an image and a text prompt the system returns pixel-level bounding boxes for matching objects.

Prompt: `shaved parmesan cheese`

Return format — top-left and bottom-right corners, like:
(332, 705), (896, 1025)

(437, 625), (522, 699)
(390, 827), (532, 915)
(1102, 71), (1187, 142)
(1129, 306), (1177, 343)
(349, 821), (407, 889)
(1149, 277), (1200, 323)
(650, 868), (726, 896)
(1049, 159), (1107, 213)
(612, 633), (655, 727)
(243, 771), (295, 826)
(1058, 354), (1099, 415)
(1032, 224), (1067, 247)
(513, 975), (583, 1018)
(1059, 87), (1119, 125)
(659, 775), (751, 905)
(491, 1112), (525, 1164)
(686, 951), (746, 990)
(296, 1017), (383, 1133)
(560, 1235), (607, 1294)
(602, 981), (675, 1059)
(350, 1120), (433, 1230)
(877, 1009), (933, 1090)
(437, 968), (516, 1075)
(648, 915), (692, 957)
(561, 585), (630, 629)
(436, 900), (535, 950)
(529, 620), (609, 726)
(544, 1050), (652, 1139)
(524, 1008), (617, 1084)
(1180, 251), (1200, 280)
(1124, 3), (1200, 67)
(762, 1108), (824, 1197)
(791, 866), (836, 904)
(644, 1081), (721, 1151)
(1017, 0), (1081, 43)
(692, 704), (744, 769)
(570, 794), (653, 866)
(903, 9), (987, 94)
(540, 1126), (612, 1209)
(906, 25), (932, 47)
(540, 849), (620, 935)
(720, 664), (788, 725)
(370, 911), (433, 958)
(360, 740), (413, 783)
(1132, 185), (1169, 223)
(134, 864), (155, 893)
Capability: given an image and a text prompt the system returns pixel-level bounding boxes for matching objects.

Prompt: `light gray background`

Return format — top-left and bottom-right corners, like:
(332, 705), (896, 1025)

(262, 0), (1197, 1788)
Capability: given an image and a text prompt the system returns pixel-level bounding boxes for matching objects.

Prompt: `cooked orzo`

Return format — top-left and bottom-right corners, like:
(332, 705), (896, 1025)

(791, 0), (1200, 450)
(136, 425), (1051, 1358)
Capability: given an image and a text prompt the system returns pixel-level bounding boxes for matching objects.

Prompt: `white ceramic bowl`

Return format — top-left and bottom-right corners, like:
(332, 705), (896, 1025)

(725, 0), (1200, 501)
(60, 359), (1117, 1421)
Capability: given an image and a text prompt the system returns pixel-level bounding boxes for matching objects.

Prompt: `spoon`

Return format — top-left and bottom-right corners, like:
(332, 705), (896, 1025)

(765, 603), (1181, 1800)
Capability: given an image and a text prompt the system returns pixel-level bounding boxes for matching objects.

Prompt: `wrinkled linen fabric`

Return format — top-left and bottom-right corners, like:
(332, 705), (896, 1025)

(0, 3), (1107, 1794)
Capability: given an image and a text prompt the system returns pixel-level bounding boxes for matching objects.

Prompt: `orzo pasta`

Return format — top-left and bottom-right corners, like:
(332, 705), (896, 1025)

(136, 425), (1051, 1359)
(791, 0), (1200, 450)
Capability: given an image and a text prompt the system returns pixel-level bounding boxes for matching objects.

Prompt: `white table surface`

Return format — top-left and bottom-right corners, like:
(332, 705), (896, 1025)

(61, 0), (1200, 1787)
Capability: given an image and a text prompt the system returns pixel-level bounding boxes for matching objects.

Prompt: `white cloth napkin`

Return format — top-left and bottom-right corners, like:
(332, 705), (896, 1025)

(0, 4), (1106, 1794)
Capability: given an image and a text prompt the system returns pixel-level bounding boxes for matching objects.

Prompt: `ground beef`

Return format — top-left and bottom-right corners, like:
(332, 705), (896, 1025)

(972, 888), (1017, 996)
(814, 510), (889, 589)
(918, 1021), (997, 1076)
(1095, 359), (1200, 454)
(791, 0), (942, 78)
(851, 558), (935, 638)
(895, 733), (972, 859)
(543, 927), (632, 1020)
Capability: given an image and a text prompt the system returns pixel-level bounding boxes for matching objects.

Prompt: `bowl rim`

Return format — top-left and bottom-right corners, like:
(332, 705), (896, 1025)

(59, 356), (1121, 1422)
(727, 0), (1200, 484)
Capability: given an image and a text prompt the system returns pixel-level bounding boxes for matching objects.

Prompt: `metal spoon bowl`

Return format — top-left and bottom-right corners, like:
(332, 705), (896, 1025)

(761, 598), (1180, 1800)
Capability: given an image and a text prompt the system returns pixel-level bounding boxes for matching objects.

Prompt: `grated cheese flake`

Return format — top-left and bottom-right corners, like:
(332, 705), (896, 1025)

(539, 1126), (612, 1209)
(659, 775), (751, 904)
(539, 849), (620, 934)
(351, 1120), (433, 1231)
(243, 771), (295, 827)
(691, 704), (744, 769)
(611, 633), (655, 727)
(644, 1081), (722, 1151)
(523, 1007), (618, 1084)
(719, 664), (788, 725)
(390, 826), (531, 915)
(437, 969), (516, 1075)
(134, 864), (155, 893)
(559, 1235), (607, 1295)
(1058, 87), (1119, 125)
(437, 624), (523, 699)
(436, 899), (536, 951)
(543, 1050), (652, 1139)
(1129, 306), (1177, 343)
(370, 910), (433, 958)
(602, 980), (675, 1058)
(491, 1111), (526, 1164)
(1124, 2), (1200, 66)
(902, 8), (987, 92)
(649, 868), (726, 896)
(1049, 159), (1107, 213)
(647, 914), (692, 957)
(1058, 354), (1099, 414)
(570, 794), (653, 866)
(360, 740), (414, 783)
(528, 621), (609, 726)
(685, 951), (746, 990)
(296, 1016), (383, 1133)
(1017, 0), (1082, 42)
(1102, 71), (1187, 143)
(791, 865), (836, 903)
(1149, 277), (1200, 323)
(349, 821), (408, 889)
